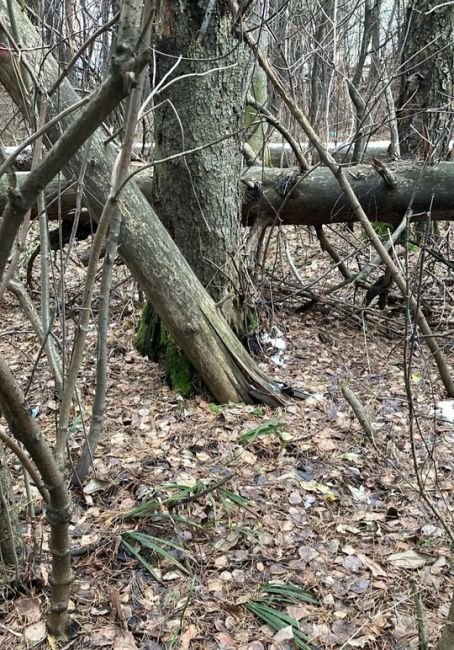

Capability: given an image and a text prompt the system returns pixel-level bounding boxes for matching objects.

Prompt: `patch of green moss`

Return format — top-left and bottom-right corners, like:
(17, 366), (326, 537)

(135, 304), (193, 396)
(160, 326), (193, 397)
(247, 310), (258, 332)
(134, 301), (160, 360)
(134, 301), (152, 356)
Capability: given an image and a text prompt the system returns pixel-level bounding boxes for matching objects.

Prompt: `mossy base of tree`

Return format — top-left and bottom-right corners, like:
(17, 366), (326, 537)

(133, 301), (161, 361)
(159, 325), (193, 397)
(134, 301), (254, 399)
(134, 301), (193, 397)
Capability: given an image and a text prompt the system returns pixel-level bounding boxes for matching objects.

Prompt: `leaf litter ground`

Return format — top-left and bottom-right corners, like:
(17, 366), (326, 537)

(0, 226), (453, 650)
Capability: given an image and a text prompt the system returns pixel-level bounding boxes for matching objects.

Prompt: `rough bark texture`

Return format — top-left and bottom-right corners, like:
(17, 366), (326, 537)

(136, 1), (253, 377)
(6, 161), (454, 232)
(0, 1), (287, 406)
(241, 162), (454, 224)
(437, 589), (454, 650)
(152, 1), (252, 309)
(397, 0), (454, 160)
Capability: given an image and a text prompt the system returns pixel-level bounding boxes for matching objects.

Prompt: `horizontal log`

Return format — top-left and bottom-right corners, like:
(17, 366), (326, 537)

(241, 161), (454, 225)
(7, 139), (453, 170)
(267, 140), (454, 167)
(2, 161), (454, 228)
(2, 141), (398, 170)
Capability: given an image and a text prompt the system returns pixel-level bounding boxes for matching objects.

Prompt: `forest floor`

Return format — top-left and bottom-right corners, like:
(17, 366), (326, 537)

(0, 226), (453, 650)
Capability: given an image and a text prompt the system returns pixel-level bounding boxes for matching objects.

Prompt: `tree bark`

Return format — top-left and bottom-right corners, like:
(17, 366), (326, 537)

(0, 360), (72, 637)
(0, 1), (287, 406)
(7, 161), (454, 229)
(309, 0), (334, 140)
(241, 162), (454, 225)
(437, 589), (454, 650)
(397, 0), (454, 161)
(136, 0), (254, 380)
(151, 1), (252, 315)
(0, 441), (23, 566)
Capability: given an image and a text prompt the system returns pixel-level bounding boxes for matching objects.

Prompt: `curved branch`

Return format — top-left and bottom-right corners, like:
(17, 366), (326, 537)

(0, 428), (49, 503)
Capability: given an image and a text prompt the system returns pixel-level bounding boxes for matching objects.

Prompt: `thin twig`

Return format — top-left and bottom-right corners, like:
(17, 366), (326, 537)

(411, 581), (428, 650)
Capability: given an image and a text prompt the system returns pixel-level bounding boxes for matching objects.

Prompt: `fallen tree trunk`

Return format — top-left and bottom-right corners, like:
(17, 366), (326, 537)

(267, 141), (454, 167)
(241, 162), (454, 224)
(8, 139), (454, 169)
(0, 1), (288, 406)
(4, 161), (454, 226)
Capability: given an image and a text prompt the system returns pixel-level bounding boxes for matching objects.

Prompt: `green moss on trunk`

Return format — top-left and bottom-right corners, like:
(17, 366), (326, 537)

(133, 301), (160, 360)
(160, 325), (193, 397)
(134, 302), (193, 396)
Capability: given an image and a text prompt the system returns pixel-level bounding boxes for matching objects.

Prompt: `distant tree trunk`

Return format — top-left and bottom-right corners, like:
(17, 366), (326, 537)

(309, 0), (334, 139)
(397, 0), (454, 161)
(244, 67), (269, 158)
(348, 0), (381, 163)
(243, 1), (270, 160)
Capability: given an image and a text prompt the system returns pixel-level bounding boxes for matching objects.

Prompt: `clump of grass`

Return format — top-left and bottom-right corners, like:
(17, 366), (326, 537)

(121, 530), (193, 581)
(246, 582), (319, 649)
(238, 419), (286, 449)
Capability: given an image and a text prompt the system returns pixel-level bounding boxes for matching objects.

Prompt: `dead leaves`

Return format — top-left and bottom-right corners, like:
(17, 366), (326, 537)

(1, 232), (454, 649)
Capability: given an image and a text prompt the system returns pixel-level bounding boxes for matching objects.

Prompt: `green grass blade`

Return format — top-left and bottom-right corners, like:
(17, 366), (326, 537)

(218, 487), (251, 509)
(238, 419), (284, 445)
(246, 602), (311, 649)
(154, 512), (204, 528)
(245, 581), (319, 649)
(122, 499), (160, 519)
(120, 537), (161, 582)
(122, 531), (191, 575)
(262, 582), (319, 605)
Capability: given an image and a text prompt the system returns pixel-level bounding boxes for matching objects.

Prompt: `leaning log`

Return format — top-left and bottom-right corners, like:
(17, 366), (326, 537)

(0, 1), (289, 406)
(3, 161), (454, 226)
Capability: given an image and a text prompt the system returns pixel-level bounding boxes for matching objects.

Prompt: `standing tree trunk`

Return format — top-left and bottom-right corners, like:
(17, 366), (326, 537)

(309, 0), (334, 140)
(397, 0), (454, 161)
(347, 0), (381, 163)
(135, 2), (254, 389)
(152, 2), (253, 318)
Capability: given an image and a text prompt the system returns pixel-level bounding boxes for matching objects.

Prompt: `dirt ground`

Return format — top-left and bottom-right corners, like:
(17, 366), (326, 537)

(0, 226), (453, 649)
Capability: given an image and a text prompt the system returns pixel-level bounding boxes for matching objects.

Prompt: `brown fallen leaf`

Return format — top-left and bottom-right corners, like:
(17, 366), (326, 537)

(387, 550), (435, 568)
(113, 631), (139, 649)
(180, 624), (198, 649)
(23, 622), (46, 645)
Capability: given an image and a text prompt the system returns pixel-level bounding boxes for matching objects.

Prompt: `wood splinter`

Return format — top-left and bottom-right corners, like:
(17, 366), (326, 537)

(370, 158), (398, 190)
